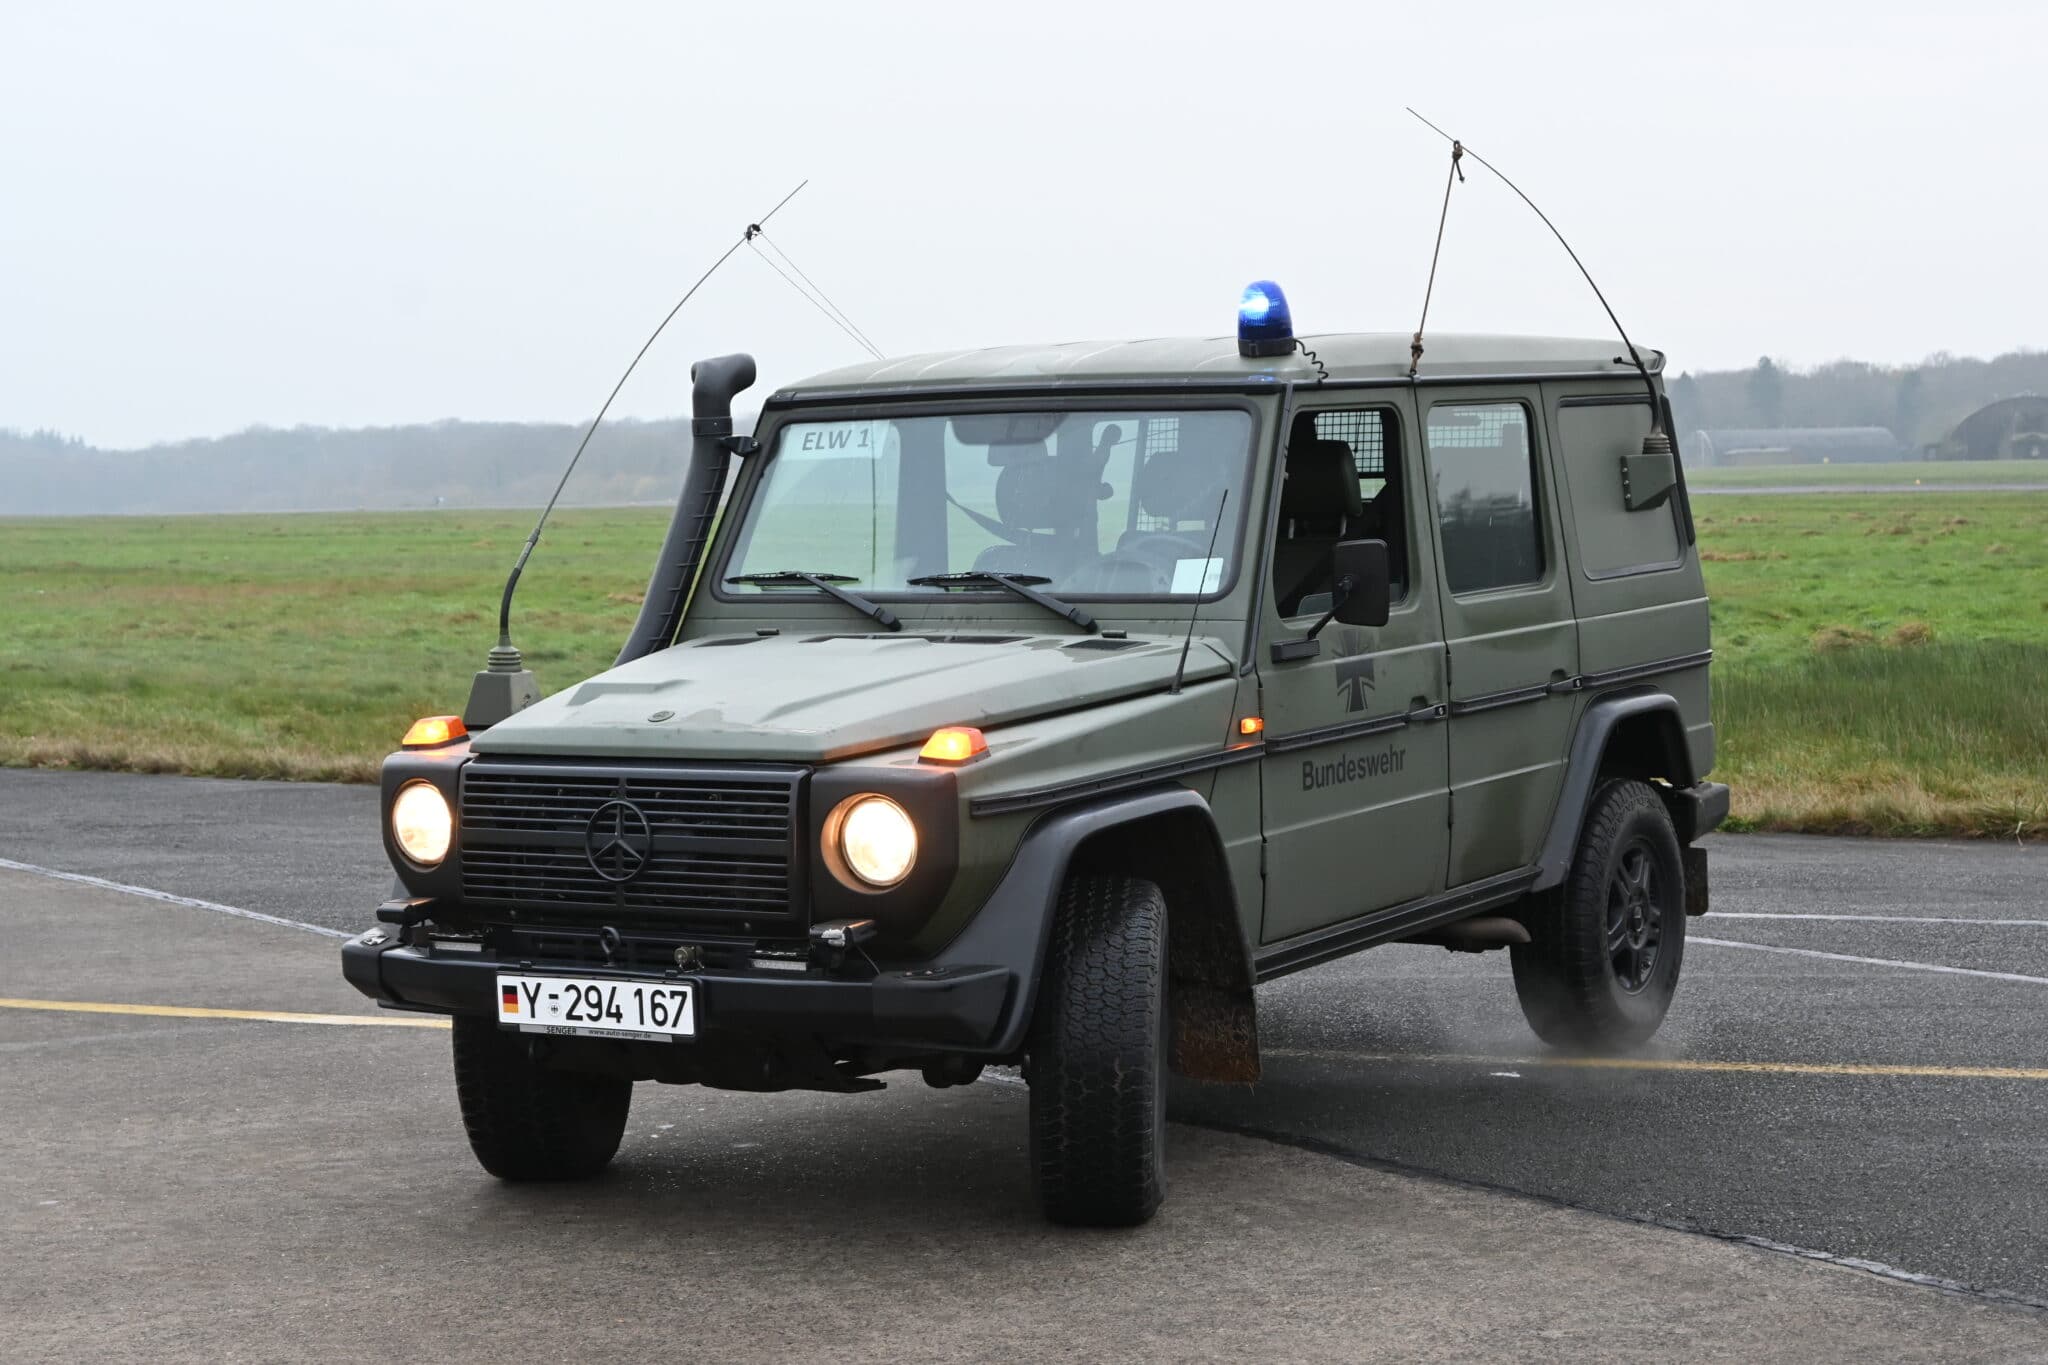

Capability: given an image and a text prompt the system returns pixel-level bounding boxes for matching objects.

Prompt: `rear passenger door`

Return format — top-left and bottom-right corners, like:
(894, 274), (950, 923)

(1421, 393), (1580, 887)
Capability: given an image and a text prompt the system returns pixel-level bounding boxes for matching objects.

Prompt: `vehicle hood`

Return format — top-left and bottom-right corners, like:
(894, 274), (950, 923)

(470, 630), (1234, 762)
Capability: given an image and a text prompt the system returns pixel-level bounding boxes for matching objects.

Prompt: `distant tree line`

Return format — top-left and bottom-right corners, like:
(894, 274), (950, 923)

(7, 347), (2048, 516)
(1668, 349), (2048, 452)
(0, 417), (759, 516)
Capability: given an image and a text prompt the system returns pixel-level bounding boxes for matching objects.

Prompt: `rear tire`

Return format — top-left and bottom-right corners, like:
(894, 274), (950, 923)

(451, 1016), (632, 1181)
(1512, 779), (1686, 1050)
(1027, 875), (1169, 1227)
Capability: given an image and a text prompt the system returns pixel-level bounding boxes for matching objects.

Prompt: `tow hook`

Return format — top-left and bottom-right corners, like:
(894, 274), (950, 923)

(808, 918), (878, 972)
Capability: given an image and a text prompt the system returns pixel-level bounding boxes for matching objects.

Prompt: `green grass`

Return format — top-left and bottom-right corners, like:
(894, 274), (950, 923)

(1694, 492), (2048, 837)
(3, 492), (2045, 837)
(0, 510), (667, 781)
(1687, 458), (2048, 489)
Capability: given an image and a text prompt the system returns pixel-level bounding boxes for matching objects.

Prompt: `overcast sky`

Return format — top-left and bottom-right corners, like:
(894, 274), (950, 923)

(4, 1), (2043, 447)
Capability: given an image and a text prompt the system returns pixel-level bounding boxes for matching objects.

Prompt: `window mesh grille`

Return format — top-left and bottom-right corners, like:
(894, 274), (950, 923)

(1425, 406), (1527, 449)
(1133, 416), (1181, 531)
(1312, 410), (1386, 477)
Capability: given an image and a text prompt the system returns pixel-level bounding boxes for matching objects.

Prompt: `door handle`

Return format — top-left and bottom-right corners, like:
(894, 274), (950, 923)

(1407, 698), (1448, 723)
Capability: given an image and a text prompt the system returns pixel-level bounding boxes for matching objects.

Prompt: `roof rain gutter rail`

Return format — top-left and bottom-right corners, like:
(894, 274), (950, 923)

(617, 353), (758, 665)
(767, 368), (1654, 409)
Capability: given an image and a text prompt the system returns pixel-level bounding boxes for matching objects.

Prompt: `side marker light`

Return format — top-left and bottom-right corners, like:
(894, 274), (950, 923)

(919, 726), (988, 764)
(402, 715), (467, 748)
(1239, 716), (1265, 736)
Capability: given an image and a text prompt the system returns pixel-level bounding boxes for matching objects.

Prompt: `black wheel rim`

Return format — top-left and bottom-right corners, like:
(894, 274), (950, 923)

(1605, 840), (1664, 994)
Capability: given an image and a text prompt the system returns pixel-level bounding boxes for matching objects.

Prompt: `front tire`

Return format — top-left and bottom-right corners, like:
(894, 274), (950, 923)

(451, 1016), (632, 1181)
(1511, 779), (1686, 1050)
(1027, 875), (1169, 1227)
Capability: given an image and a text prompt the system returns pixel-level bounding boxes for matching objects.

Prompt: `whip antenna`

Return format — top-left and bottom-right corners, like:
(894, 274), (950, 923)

(462, 181), (806, 727)
(1169, 487), (1230, 696)
(1403, 109), (1666, 437)
(485, 180), (807, 674)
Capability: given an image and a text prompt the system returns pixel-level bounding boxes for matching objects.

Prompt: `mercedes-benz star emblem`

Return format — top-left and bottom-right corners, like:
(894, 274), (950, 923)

(584, 799), (653, 883)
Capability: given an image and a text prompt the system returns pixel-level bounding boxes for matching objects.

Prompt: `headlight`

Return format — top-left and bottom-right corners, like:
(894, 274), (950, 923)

(391, 781), (454, 866)
(827, 794), (917, 889)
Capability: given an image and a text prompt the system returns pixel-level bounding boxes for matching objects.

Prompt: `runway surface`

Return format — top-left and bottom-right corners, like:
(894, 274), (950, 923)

(2, 767), (2044, 1358)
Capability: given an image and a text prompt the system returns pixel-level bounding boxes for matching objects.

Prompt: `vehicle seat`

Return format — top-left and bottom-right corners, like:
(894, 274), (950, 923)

(971, 456), (1084, 580)
(1117, 438), (1232, 551)
(1274, 436), (1363, 616)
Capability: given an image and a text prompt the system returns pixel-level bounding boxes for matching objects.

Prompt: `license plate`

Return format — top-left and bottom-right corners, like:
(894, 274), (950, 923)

(496, 974), (695, 1041)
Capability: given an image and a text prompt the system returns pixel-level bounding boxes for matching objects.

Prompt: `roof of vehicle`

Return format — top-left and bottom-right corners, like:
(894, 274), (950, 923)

(773, 332), (1663, 400)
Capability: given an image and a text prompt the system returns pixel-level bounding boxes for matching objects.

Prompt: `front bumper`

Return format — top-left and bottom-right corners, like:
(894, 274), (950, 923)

(341, 934), (1014, 1053)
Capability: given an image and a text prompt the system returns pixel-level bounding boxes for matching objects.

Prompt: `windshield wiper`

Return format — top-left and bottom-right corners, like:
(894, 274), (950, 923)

(725, 571), (901, 632)
(907, 571), (1096, 634)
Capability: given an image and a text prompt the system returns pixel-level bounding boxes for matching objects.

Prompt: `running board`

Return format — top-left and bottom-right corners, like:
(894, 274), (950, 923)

(1254, 867), (1538, 983)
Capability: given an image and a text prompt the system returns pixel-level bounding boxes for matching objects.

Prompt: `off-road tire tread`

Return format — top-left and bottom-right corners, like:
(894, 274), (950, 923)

(1512, 778), (1685, 1050)
(451, 1015), (632, 1181)
(1029, 875), (1167, 1228)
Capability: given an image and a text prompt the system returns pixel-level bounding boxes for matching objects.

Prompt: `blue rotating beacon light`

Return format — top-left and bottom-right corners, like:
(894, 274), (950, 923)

(1236, 280), (1295, 358)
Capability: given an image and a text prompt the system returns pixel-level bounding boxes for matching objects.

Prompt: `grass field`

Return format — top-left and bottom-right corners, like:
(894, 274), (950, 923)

(1687, 458), (2048, 489)
(1693, 493), (2048, 837)
(3, 493), (2045, 837)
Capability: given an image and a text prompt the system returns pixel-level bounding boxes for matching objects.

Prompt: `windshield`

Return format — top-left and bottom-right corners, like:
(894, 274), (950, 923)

(725, 407), (1254, 599)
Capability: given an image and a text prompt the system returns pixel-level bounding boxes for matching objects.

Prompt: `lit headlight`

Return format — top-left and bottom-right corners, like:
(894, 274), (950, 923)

(828, 794), (917, 889)
(391, 781), (454, 866)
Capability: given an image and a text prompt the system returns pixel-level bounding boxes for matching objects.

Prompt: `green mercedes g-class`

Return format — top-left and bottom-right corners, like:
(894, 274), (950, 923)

(344, 284), (1727, 1226)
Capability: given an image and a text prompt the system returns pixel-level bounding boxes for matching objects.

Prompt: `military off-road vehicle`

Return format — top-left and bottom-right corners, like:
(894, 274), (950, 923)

(344, 284), (1727, 1226)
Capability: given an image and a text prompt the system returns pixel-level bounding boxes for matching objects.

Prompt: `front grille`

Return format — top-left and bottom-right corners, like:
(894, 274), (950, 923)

(459, 759), (806, 933)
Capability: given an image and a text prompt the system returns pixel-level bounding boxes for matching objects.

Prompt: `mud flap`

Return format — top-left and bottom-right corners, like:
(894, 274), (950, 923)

(1683, 845), (1710, 917)
(1170, 979), (1259, 1084)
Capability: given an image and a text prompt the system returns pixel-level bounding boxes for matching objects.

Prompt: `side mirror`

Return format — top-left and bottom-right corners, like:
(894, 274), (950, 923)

(1330, 539), (1391, 628)
(1269, 538), (1391, 663)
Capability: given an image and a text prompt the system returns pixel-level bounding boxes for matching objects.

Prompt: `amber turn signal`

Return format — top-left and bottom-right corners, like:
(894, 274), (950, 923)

(402, 715), (467, 749)
(919, 725), (988, 764)
(1239, 716), (1265, 736)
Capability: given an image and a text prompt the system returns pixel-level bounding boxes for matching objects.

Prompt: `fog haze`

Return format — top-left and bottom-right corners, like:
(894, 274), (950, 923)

(4, 0), (2042, 448)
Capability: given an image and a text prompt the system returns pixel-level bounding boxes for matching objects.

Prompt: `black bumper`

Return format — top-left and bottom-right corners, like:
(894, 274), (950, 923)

(341, 935), (1014, 1053)
(1669, 780), (1732, 844)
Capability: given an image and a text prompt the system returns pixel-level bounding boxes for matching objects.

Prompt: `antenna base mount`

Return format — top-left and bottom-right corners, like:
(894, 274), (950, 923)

(464, 641), (541, 729)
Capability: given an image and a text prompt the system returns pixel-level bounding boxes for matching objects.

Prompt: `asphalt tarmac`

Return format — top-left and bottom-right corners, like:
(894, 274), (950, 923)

(3, 768), (2046, 1358)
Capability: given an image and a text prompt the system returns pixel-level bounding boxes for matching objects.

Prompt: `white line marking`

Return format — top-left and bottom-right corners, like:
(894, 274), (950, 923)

(1692, 935), (2048, 985)
(0, 857), (350, 939)
(1715, 912), (2048, 927)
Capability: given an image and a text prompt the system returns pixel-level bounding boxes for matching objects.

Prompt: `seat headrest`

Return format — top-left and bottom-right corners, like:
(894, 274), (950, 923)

(994, 458), (1074, 531)
(1134, 442), (1232, 523)
(1281, 438), (1363, 525)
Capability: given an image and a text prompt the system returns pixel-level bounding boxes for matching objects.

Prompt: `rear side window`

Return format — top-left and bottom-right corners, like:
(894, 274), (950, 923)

(1426, 402), (1545, 594)
(1554, 398), (1684, 577)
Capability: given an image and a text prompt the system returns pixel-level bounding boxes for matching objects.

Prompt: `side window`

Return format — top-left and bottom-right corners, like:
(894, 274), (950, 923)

(1554, 399), (1683, 577)
(1270, 406), (1409, 619)
(1426, 402), (1544, 595)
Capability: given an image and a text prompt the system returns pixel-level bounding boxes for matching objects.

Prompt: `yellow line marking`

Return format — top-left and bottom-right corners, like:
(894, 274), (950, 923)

(1263, 1048), (2048, 1081)
(0, 997), (450, 1029)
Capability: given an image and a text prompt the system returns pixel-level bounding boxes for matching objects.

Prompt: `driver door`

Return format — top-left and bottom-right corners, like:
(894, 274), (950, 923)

(1256, 401), (1451, 944)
